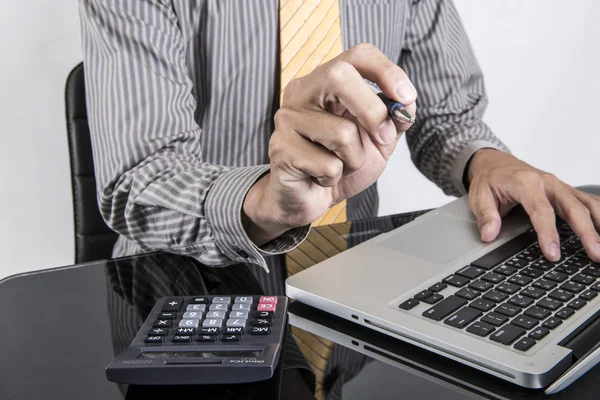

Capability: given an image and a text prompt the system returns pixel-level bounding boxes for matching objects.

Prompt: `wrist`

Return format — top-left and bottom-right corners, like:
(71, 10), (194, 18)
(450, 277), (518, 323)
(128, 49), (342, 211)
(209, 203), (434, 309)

(242, 173), (293, 246)
(467, 148), (500, 185)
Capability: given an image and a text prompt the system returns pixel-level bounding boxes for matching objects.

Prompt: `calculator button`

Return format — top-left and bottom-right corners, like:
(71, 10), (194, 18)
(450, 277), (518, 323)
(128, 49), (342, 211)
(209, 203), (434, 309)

(144, 336), (163, 344)
(259, 296), (278, 304)
(148, 328), (168, 336)
(199, 327), (220, 335)
(226, 319), (247, 327)
(197, 335), (217, 342)
(186, 304), (206, 312)
(153, 319), (172, 328)
(250, 326), (271, 335)
(254, 311), (274, 319)
(179, 319), (200, 328)
(232, 304), (251, 311)
(257, 303), (276, 312)
(221, 335), (241, 342)
(235, 296), (253, 304)
(206, 311), (226, 319)
(190, 297), (209, 304)
(162, 298), (182, 311)
(209, 304), (229, 311)
(229, 311), (249, 319)
(157, 312), (177, 319)
(212, 297), (231, 304)
(202, 319), (223, 328)
(172, 335), (192, 344)
(175, 328), (196, 335)
(183, 311), (203, 319)
(253, 318), (272, 327)
(225, 327), (244, 334)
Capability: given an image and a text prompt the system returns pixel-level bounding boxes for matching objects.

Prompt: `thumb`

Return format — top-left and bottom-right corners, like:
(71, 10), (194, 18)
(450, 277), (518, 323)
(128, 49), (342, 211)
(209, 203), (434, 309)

(469, 186), (502, 242)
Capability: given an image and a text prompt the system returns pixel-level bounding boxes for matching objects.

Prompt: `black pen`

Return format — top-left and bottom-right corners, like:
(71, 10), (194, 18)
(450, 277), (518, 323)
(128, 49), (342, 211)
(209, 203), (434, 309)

(366, 81), (415, 124)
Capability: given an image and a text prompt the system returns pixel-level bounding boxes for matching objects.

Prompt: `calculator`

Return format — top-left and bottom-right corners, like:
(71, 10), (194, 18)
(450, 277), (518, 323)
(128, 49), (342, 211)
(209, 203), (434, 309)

(106, 295), (288, 385)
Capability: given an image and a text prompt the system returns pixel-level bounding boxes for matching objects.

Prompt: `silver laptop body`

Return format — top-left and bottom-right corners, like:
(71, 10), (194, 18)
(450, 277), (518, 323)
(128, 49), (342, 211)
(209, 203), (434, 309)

(286, 185), (600, 389)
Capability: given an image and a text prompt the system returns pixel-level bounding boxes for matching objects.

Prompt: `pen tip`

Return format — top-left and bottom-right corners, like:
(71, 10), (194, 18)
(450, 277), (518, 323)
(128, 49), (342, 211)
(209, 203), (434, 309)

(394, 109), (415, 124)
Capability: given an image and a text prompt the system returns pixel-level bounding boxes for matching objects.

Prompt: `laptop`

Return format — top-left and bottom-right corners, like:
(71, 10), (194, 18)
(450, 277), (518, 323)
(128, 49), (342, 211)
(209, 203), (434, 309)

(285, 185), (600, 390)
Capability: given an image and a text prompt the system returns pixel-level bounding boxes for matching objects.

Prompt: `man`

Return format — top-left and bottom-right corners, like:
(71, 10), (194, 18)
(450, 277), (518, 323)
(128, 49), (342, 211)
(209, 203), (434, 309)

(79, 0), (600, 274)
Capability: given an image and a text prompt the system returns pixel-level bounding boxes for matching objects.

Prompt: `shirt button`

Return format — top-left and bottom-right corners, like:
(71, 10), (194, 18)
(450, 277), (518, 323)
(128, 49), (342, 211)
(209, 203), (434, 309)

(236, 248), (249, 258)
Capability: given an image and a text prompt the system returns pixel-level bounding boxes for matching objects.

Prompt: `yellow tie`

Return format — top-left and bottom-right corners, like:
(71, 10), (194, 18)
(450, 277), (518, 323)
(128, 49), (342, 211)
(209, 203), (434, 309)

(280, 2), (348, 397)
(279, 0), (346, 227)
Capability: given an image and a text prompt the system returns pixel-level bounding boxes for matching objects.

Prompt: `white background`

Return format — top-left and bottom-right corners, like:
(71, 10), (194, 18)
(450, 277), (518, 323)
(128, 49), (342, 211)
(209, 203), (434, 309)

(0, 1), (598, 279)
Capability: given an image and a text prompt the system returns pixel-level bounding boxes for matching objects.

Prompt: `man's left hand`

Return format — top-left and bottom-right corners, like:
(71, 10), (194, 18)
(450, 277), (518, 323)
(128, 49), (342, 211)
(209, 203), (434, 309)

(467, 149), (600, 262)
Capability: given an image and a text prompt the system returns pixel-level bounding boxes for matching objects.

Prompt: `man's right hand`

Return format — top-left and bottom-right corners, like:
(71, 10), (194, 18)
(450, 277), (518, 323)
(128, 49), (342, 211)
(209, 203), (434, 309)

(243, 43), (417, 245)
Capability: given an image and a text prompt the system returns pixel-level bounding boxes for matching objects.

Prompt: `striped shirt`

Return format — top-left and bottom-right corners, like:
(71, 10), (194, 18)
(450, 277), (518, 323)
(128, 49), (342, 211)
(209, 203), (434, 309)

(79, 0), (508, 271)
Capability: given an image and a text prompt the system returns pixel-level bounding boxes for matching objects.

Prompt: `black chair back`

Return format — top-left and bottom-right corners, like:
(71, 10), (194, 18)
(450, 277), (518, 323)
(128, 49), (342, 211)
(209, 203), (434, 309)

(65, 63), (118, 263)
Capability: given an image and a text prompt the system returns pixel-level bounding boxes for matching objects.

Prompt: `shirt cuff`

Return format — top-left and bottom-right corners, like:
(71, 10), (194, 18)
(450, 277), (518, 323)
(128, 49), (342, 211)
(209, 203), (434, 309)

(205, 165), (310, 272)
(451, 140), (510, 196)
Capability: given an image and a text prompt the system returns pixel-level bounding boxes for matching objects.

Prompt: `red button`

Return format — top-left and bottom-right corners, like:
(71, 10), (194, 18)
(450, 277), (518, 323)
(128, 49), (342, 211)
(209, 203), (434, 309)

(257, 303), (276, 312)
(259, 296), (278, 304)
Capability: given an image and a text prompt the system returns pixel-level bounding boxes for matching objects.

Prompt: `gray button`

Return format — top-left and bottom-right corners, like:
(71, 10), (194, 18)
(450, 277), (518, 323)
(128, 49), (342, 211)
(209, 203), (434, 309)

(229, 311), (249, 319)
(202, 319), (223, 328)
(226, 318), (247, 327)
(232, 303), (251, 311)
(212, 297), (231, 304)
(187, 304), (206, 312)
(234, 296), (253, 304)
(179, 319), (200, 328)
(183, 311), (203, 319)
(209, 303), (228, 311)
(206, 311), (226, 319)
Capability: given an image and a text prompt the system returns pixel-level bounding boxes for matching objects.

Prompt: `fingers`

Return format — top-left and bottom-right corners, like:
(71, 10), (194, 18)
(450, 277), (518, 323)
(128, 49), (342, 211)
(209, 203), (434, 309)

(571, 189), (600, 232)
(469, 185), (502, 242)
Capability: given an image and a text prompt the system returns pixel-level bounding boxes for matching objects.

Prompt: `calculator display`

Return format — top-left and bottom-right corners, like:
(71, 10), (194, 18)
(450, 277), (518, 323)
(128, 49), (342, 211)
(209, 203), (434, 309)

(138, 350), (262, 359)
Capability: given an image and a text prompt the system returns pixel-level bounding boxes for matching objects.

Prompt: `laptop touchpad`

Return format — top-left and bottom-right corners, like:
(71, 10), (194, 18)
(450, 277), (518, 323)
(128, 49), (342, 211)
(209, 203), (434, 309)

(376, 214), (481, 265)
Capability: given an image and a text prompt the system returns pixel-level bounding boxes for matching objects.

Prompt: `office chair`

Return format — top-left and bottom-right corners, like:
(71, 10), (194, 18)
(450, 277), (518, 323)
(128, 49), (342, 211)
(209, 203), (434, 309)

(65, 63), (118, 263)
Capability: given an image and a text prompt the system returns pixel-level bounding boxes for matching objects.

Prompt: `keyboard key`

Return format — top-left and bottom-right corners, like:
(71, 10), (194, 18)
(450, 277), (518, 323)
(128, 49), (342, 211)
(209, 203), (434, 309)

(529, 327), (550, 340)
(144, 336), (163, 344)
(521, 267), (545, 279)
(399, 298), (420, 310)
(567, 298), (587, 310)
(153, 319), (172, 328)
(186, 304), (206, 312)
(542, 317), (563, 329)
(199, 327), (220, 335)
(482, 272), (505, 284)
(524, 306), (552, 320)
(209, 303), (229, 311)
(509, 294), (535, 308)
(520, 286), (546, 299)
(456, 265), (486, 279)
(224, 327), (244, 334)
(162, 298), (183, 312)
(423, 293), (444, 304)
(549, 289), (574, 302)
(533, 279), (557, 291)
(495, 303), (521, 317)
(259, 296), (278, 304)
(508, 274), (533, 286)
(202, 319), (223, 328)
(221, 335), (241, 342)
(483, 290), (509, 303)
(496, 283), (520, 295)
(254, 311), (274, 319)
(512, 315), (539, 330)
(183, 311), (203, 319)
(561, 281), (586, 294)
(234, 296), (253, 304)
(471, 298), (496, 312)
(257, 303), (276, 312)
(530, 259), (556, 271)
(442, 275), (470, 288)
(471, 231), (536, 270)
(495, 265), (518, 276)
(469, 280), (493, 292)
(466, 321), (496, 337)
(555, 307), (575, 320)
(481, 312), (509, 326)
(197, 335), (217, 342)
(179, 319), (200, 328)
(176, 327), (196, 335)
(226, 319), (246, 327)
(414, 290), (433, 301)
(505, 258), (529, 268)
(422, 295), (467, 321)
(149, 328), (168, 336)
(537, 297), (563, 311)
(190, 297), (209, 304)
(582, 266), (600, 278)
(444, 307), (482, 329)
(212, 297), (231, 304)
(546, 271), (569, 283)
(428, 282), (448, 292)
(580, 290), (598, 301)
(571, 274), (596, 285)
(514, 337), (536, 351)
(490, 324), (526, 345)
(253, 318), (272, 327)
(455, 288), (481, 300)
(592, 282), (600, 292)
(556, 265), (579, 275)
(172, 335), (192, 344)
(157, 312), (177, 320)
(250, 326), (271, 335)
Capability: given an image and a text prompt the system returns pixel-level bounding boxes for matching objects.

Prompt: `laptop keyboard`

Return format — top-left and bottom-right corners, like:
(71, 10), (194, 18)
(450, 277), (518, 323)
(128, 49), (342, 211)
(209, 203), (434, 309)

(398, 221), (600, 352)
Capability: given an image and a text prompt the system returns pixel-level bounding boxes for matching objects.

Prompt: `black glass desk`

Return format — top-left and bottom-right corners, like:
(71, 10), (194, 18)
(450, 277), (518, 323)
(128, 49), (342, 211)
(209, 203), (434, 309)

(1, 212), (598, 399)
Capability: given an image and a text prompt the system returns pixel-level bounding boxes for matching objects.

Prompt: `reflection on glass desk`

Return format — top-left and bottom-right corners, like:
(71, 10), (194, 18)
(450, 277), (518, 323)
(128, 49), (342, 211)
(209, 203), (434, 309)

(0, 211), (599, 399)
